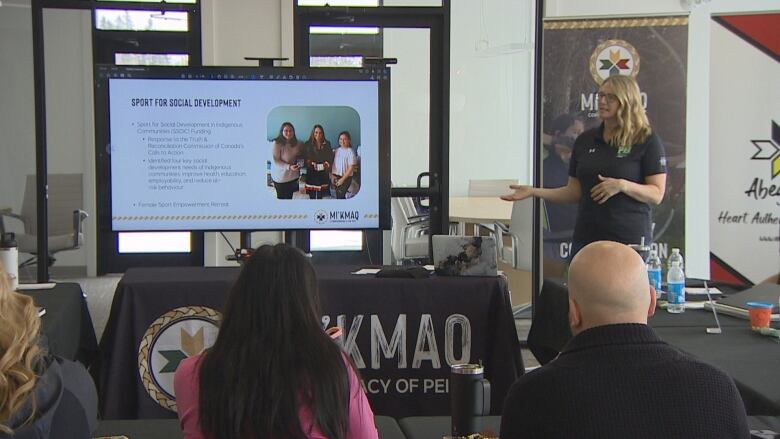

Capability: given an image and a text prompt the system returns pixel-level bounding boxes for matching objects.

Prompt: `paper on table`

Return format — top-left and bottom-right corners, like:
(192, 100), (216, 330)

(352, 268), (381, 275)
(685, 287), (724, 296)
(17, 283), (57, 290)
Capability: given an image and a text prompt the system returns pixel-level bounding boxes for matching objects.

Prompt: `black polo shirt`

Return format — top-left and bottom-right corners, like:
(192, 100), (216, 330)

(568, 124), (666, 246)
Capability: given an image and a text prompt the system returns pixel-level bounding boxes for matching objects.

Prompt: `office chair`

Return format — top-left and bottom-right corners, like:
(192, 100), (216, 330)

(0, 174), (88, 267)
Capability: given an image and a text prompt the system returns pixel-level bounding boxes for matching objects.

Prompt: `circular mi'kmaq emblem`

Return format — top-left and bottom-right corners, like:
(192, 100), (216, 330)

(589, 39), (640, 84)
(138, 306), (221, 411)
(314, 210), (328, 224)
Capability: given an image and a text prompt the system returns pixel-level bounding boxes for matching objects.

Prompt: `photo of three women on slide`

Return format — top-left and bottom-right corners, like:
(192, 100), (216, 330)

(270, 122), (358, 200)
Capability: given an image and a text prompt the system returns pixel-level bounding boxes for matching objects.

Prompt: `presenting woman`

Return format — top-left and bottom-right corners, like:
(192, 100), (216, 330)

(304, 124), (334, 199)
(174, 244), (378, 439)
(0, 263), (97, 438)
(271, 122), (303, 199)
(503, 75), (666, 258)
(332, 131), (358, 200)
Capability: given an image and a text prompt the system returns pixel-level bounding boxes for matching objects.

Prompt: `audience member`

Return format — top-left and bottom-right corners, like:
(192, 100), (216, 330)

(0, 263), (97, 438)
(500, 241), (750, 439)
(174, 244), (378, 439)
(332, 131), (357, 199)
(271, 121), (303, 199)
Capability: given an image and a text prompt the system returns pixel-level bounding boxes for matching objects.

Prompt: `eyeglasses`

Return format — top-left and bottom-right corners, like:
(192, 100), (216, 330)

(597, 92), (618, 103)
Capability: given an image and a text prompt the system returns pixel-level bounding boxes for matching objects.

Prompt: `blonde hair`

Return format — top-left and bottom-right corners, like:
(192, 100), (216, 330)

(602, 75), (652, 148)
(0, 262), (43, 434)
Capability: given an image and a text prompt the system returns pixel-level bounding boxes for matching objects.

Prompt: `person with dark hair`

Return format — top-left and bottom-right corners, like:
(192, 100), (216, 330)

(0, 263), (97, 438)
(500, 241), (749, 438)
(543, 113), (585, 233)
(331, 131), (357, 199)
(174, 244), (378, 439)
(503, 75), (667, 259)
(304, 124), (334, 199)
(271, 122), (303, 199)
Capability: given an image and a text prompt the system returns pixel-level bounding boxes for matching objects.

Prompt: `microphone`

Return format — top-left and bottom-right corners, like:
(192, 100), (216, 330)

(703, 281), (722, 334)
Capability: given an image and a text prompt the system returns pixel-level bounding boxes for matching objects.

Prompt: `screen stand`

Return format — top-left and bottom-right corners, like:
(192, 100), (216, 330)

(226, 231), (255, 263)
(286, 230), (311, 255)
(240, 231), (252, 250)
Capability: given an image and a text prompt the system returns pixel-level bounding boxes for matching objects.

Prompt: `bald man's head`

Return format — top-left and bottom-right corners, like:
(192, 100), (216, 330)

(567, 241), (655, 335)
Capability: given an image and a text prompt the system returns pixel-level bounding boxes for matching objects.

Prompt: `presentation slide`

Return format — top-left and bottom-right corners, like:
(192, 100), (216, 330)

(108, 77), (379, 230)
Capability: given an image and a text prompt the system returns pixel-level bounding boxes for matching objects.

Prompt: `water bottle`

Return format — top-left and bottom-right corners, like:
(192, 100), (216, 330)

(0, 233), (19, 290)
(668, 248), (684, 272)
(646, 250), (662, 294)
(667, 260), (685, 314)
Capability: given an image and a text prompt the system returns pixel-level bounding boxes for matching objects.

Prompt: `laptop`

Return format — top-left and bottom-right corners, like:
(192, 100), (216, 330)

(432, 235), (498, 276)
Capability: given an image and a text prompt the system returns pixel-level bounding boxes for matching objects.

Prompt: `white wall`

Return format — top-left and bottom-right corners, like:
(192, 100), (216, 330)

(449, 0), (536, 196)
(545, 0), (780, 280)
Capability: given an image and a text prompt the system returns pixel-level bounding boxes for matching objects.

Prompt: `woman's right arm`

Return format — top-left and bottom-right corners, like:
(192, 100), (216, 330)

(272, 141), (287, 168)
(501, 177), (581, 204)
(174, 356), (208, 439)
(346, 366), (379, 439)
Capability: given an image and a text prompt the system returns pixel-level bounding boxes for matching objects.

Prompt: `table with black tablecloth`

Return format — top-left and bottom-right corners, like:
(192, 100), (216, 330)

(93, 416), (406, 439)
(97, 266), (523, 420)
(21, 282), (99, 366)
(528, 278), (780, 415)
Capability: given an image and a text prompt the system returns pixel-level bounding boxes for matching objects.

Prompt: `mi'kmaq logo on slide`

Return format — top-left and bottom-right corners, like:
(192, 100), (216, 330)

(138, 306), (221, 411)
(750, 121), (780, 179)
(589, 39), (640, 84)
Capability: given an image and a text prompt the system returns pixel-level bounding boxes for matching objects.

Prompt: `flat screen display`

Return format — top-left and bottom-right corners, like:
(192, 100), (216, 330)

(94, 65), (391, 231)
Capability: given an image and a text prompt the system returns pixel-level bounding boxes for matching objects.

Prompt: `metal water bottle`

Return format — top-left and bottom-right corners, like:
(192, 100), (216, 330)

(451, 364), (491, 437)
(0, 233), (19, 290)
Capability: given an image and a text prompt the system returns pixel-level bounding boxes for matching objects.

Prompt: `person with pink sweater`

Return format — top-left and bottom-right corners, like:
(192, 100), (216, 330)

(174, 244), (378, 439)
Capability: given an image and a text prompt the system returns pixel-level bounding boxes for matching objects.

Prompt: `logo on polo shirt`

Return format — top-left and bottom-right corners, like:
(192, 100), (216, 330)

(138, 306), (221, 411)
(589, 39), (640, 84)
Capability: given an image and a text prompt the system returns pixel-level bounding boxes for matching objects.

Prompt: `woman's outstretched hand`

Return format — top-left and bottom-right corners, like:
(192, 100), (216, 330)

(501, 184), (534, 202)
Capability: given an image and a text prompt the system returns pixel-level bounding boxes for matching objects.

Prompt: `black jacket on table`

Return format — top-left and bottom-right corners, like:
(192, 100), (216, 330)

(1, 356), (97, 439)
(500, 323), (749, 439)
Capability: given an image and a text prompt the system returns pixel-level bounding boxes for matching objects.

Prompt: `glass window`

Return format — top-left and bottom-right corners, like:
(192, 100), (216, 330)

(115, 53), (189, 66)
(299, 0), (379, 6)
(310, 231), (363, 251)
(310, 26), (380, 35)
(118, 232), (191, 253)
(310, 56), (364, 68)
(95, 10), (189, 32)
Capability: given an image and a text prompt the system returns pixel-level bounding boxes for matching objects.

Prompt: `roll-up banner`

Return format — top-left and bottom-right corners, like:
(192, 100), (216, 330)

(541, 17), (688, 277)
(709, 14), (780, 285)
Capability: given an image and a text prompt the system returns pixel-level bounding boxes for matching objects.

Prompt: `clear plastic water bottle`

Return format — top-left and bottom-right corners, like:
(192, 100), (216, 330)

(646, 250), (662, 294)
(668, 248), (684, 272)
(667, 260), (685, 314)
(0, 233), (19, 290)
